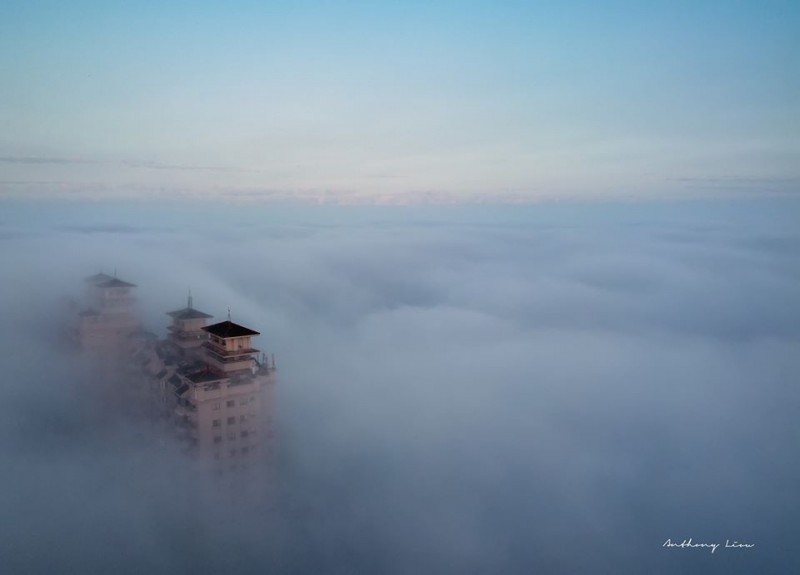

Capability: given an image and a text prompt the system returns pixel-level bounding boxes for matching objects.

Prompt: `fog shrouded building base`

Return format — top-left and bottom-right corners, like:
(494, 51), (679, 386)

(73, 273), (277, 479)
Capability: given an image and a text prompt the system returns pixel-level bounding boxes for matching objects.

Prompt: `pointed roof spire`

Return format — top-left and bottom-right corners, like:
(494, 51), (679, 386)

(166, 289), (212, 319)
(227, 307), (231, 321)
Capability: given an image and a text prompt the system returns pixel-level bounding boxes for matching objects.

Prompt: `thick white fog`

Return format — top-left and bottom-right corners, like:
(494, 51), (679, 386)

(0, 198), (798, 574)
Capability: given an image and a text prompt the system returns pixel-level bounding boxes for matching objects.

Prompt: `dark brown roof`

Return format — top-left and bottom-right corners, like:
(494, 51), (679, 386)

(167, 307), (213, 320)
(202, 320), (260, 338)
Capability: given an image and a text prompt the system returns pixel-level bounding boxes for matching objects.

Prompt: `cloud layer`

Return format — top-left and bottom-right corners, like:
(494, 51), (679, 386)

(0, 199), (798, 574)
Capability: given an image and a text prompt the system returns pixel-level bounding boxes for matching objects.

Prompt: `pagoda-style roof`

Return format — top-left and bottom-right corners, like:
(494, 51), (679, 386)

(86, 273), (115, 284)
(202, 320), (260, 338)
(96, 277), (136, 288)
(85, 273), (136, 287)
(167, 307), (213, 320)
(168, 294), (211, 320)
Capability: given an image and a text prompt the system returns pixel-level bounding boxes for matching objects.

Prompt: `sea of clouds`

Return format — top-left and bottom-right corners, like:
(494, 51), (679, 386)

(0, 198), (797, 574)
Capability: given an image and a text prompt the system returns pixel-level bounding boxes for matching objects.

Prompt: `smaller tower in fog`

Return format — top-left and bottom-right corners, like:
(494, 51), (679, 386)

(166, 291), (213, 359)
(76, 273), (139, 355)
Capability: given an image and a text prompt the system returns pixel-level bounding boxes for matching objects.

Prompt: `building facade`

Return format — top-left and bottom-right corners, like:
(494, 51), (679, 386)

(74, 274), (277, 478)
(170, 319), (276, 473)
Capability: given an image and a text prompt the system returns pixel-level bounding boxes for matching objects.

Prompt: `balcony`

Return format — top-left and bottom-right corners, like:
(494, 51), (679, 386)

(167, 327), (208, 341)
(203, 342), (259, 360)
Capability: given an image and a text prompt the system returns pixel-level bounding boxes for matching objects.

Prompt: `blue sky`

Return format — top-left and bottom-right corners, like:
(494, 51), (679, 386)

(1, 1), (798, 202)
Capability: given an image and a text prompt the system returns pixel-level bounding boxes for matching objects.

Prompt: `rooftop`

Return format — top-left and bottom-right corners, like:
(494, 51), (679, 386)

(97, 277), (137, 288)
(86, 273), (137, 288)
(85, 273), (115, 284)
(185, 367), (229, 384)
(167, 307), (213, 320)
(168, 375), (189, 397)
(202, 320), (260, 338)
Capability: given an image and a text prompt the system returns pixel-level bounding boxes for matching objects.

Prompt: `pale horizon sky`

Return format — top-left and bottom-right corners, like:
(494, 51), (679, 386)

(1, 1), (798, 203)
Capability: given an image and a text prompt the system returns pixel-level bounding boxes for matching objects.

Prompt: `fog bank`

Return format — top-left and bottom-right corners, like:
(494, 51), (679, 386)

(0, 198), (798, 574)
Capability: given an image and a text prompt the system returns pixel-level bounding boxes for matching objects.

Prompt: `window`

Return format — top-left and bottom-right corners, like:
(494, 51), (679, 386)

(212, 402), (221, 411)
(240, 430), (249, 438)
(239, 398), (248, 406)
(227, 417), (236, 425)
(249, 396), (256, 403)
(229, 448), (238, 457)
(226, 400), (235, 408)
(227, 431), (236, 441)
(239, 415), (248, 423)
(213, 435), (222, 444)
(212, 419), (221, 427)
(242, 446), (250, 454)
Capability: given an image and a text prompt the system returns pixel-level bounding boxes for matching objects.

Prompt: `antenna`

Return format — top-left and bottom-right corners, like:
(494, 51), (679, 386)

(227, 307), (231, 321)
(188, 288), (193, 309)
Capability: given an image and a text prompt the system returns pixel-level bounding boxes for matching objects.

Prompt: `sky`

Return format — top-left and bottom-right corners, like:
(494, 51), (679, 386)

(0, 199), (799, 573)
(1, 1), (798, 202)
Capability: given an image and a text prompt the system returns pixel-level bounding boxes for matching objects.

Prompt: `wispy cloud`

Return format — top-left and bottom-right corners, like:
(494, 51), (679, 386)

(122, 160), (257, 173)
(0, 156), (96, 165)
(0, 155), (253, 173)
(668, 176), (800, 190)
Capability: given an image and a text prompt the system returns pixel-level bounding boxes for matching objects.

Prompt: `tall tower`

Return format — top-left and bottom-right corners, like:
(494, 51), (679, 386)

(170, 318), (276, 475)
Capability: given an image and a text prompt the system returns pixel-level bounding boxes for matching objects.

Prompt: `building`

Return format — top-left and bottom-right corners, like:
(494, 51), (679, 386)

(73, 274), (277, 477)
(75, 273), (140, 357)
(169, 318), (276, 473)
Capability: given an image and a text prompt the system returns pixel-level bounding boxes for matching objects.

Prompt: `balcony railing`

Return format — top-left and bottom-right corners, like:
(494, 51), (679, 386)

(203, 342), (259, 359)
(205, 354), (257, 366)
(167, 328), (208, 341)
